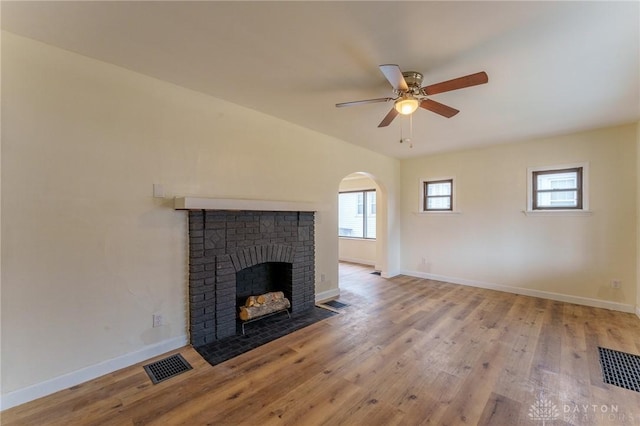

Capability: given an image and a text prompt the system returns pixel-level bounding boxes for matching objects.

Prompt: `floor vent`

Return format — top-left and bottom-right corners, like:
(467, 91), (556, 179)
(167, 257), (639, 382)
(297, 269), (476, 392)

(144, 353), (192, 384)
(598, 347), (640, 393)
(324, 300), (349, 309)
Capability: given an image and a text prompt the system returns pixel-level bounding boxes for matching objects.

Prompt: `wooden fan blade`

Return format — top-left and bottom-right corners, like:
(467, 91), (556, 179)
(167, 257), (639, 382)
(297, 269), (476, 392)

(423, 71), (488, 96)
(420, 99), (459, 118)
(336, 97), (393, 108)
(379, 64), (409, 92)
(378, 108), (399, 127)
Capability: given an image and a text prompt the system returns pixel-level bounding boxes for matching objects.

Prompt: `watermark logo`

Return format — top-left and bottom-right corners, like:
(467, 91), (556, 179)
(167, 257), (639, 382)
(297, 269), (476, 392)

(527, 395), (636, 424)
(528, 395), (560, 425)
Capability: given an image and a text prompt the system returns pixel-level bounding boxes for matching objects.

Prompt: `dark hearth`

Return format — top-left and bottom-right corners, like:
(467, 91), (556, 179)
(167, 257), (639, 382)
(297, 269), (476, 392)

(188, 210), (315, 346)
(195, 306), (336, 367)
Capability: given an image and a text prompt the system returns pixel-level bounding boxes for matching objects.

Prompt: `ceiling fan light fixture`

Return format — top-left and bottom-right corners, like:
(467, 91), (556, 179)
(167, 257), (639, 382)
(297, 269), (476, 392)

(336, 65), (488, 127)
(394, 96), (419, 115)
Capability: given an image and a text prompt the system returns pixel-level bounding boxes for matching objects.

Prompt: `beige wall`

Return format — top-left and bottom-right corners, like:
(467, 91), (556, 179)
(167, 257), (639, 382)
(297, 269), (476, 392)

(401, 124), (638, 310)
(0, 33), (401, 401)
(637, 121), (640, 317)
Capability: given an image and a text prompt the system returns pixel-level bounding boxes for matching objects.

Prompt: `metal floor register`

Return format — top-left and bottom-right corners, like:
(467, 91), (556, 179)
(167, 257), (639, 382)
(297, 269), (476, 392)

(598, 346), (640, 393)
(143, 353), (192, 384)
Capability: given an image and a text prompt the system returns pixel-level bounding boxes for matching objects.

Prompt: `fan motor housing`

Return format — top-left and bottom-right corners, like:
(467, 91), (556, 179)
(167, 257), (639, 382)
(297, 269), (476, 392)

(402, 71), (423, 88)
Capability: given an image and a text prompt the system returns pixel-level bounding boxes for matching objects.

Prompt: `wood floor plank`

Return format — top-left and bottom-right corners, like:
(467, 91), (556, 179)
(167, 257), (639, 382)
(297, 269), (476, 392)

(477, 392), (522, 426)
(254, 374), (363, 425)
(3, 262), (640, 425)
(492, 296), (544, 405)
(437, 340), (510, 425)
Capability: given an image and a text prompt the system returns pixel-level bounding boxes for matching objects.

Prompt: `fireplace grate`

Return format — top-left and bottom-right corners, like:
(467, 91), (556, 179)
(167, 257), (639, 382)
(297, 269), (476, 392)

(598, 347), (640, 393)
(144, 354), (192, 384)
(324, 300), (349, 309)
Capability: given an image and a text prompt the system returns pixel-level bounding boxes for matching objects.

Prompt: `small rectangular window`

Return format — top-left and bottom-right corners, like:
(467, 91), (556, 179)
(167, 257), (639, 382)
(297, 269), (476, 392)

(424, 179), (453, 211)
(532, 168), (582, 210)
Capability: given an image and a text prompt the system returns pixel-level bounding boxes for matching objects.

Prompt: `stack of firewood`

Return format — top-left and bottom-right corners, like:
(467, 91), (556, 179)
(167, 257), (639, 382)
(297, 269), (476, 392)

(239, 291), (290, 321)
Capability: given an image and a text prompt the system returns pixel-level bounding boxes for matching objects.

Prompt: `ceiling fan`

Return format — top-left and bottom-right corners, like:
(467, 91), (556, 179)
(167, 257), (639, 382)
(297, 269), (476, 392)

(336, 64), (488, 128)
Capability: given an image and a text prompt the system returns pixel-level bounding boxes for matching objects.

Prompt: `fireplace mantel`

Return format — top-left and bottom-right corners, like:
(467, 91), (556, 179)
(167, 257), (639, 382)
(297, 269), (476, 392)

(174, 197), (322, 212)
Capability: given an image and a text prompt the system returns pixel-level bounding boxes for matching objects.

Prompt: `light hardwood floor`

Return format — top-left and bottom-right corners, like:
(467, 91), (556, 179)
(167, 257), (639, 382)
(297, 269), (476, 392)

(3, 262), (640, 425)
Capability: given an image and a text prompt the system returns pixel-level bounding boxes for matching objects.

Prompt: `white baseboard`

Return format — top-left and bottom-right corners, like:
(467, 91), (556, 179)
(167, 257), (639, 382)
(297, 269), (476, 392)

(382, 269), (400, 279)
(316, 288), (340, 303)
(0, 334), (188, 411)
(401, 270), (637, 314)
(338, 256), (375, 266)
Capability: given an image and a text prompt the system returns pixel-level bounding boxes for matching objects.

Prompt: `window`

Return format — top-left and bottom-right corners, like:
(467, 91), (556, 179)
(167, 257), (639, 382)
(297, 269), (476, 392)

(532, 167), (582, 210)
(338, 190), (376, 239)
(526, 163), (590, 214)
(423, 179), (453, 211)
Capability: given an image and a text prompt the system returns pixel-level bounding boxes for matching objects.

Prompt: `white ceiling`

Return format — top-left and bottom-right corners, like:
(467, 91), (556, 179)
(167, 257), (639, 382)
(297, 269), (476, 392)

(2, 1), (639, 159)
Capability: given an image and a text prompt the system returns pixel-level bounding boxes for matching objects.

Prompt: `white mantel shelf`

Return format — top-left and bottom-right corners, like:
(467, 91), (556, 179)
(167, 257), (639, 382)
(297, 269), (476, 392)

(174, 197), (322, 212)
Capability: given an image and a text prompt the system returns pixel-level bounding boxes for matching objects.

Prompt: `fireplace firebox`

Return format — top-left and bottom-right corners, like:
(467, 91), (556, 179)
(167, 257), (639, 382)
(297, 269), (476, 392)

(236, 262), (292, 308)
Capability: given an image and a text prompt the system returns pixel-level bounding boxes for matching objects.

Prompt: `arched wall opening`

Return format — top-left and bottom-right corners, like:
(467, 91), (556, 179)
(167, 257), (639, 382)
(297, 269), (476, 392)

(337, 172), (388, 275)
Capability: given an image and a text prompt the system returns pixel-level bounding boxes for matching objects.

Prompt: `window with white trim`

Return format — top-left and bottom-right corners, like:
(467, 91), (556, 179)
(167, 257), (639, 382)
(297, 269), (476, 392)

(338, 190), (376, 239)
(423, 179), (453, 211)
(527, 163), (589, 212)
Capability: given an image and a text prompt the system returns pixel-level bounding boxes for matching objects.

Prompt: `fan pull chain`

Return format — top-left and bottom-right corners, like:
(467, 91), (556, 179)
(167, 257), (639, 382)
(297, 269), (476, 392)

(400, 114), (413, 148)
(399, 115), (414, 148)
(409, 114), (413, 148)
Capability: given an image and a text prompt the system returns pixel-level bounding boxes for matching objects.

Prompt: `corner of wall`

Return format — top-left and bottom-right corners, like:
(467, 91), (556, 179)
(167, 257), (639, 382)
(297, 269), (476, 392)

(637, 121), (640, 318)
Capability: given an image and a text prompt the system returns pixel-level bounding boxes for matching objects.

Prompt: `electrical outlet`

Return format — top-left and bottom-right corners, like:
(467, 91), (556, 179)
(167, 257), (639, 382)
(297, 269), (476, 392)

(611, 280), (622, 289)
(153, 314), (163, 327)
(153, 184), (164, 198)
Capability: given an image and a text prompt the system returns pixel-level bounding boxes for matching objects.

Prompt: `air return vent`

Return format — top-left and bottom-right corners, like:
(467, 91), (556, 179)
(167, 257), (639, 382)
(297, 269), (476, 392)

(323, 300), (349, 309)
(143, 354), (192, 384)
(598, 347), (640, 393)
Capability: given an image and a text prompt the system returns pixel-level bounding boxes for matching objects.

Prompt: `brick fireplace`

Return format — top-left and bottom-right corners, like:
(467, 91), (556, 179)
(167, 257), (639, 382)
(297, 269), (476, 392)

(187, 209), (315, 346)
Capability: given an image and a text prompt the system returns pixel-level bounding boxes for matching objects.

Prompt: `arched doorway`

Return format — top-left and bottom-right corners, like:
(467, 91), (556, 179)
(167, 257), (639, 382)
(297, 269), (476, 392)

(337, 172), (387, 276)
